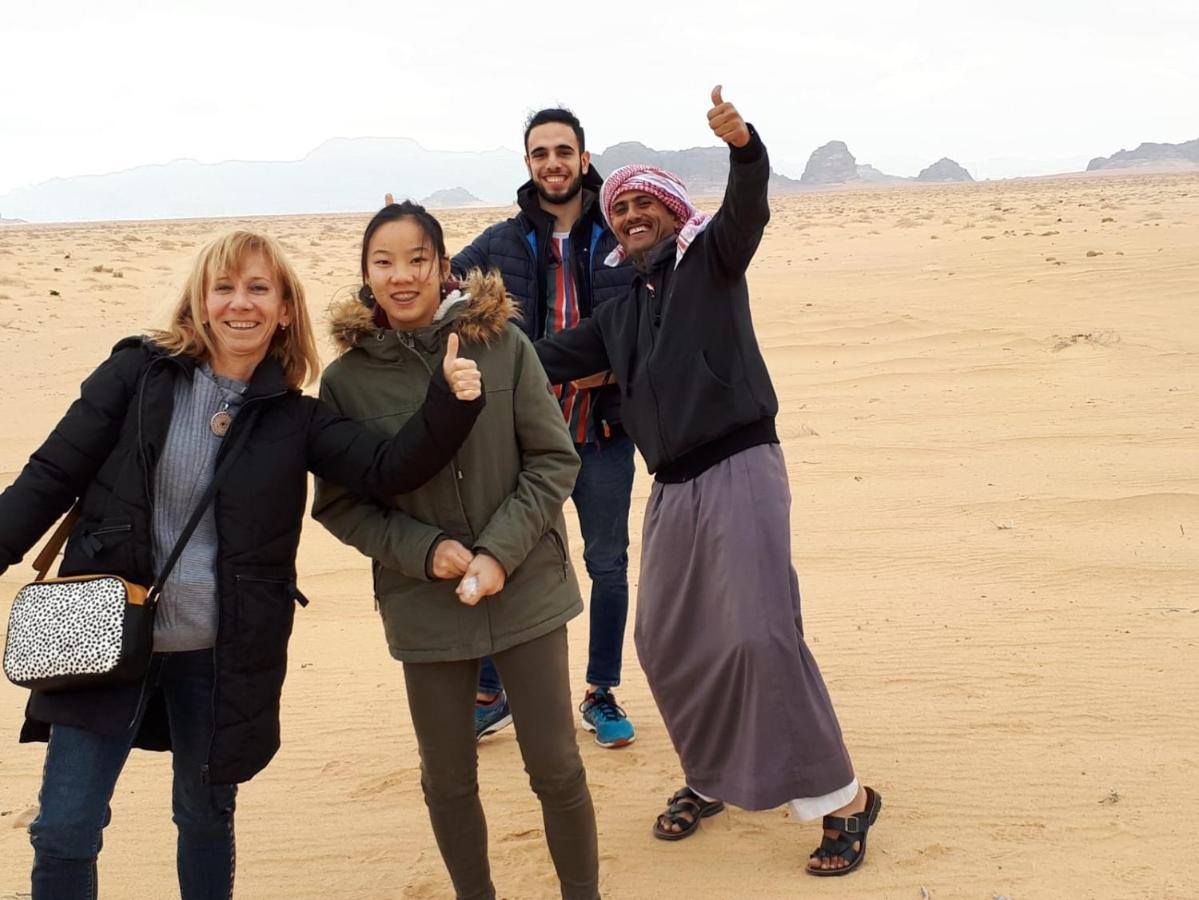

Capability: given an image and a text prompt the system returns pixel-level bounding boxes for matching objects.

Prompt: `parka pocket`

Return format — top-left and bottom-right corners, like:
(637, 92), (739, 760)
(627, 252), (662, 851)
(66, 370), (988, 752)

(546, 529), (569, 583)
(67, 516), (135, 574)
(233, 570), (303, 673)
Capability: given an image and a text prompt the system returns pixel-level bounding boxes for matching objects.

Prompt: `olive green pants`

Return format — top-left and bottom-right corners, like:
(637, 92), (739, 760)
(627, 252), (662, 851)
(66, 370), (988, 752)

(402, 626), (599, 900)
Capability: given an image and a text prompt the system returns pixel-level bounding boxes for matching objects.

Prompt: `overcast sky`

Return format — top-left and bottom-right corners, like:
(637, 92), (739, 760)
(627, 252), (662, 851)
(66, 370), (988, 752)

(2, 0), (1196, 195)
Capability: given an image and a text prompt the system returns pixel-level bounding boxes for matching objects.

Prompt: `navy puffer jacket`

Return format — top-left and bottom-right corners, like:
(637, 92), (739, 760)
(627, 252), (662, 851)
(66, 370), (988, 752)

(452, 166), (634, 434)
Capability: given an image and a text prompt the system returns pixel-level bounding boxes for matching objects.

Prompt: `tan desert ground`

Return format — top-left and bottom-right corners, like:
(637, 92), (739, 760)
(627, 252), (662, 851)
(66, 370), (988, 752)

(1, 172), (1197, 899)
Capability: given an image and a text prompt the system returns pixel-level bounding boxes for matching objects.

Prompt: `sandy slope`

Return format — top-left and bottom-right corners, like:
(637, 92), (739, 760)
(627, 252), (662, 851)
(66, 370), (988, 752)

(1, 172), (1197, 899)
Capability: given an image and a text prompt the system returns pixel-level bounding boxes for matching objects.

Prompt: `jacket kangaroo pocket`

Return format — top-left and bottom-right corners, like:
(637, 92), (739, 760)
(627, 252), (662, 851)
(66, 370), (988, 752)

(233, 571), (298, 673)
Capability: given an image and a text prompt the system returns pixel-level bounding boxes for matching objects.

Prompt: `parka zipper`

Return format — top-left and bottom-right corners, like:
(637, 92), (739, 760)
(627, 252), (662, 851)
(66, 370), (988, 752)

(394, 332), (472, 529)
(200, 390), (281, 784)
(642, 278), (672, 461)
(127, 354), (184, 729)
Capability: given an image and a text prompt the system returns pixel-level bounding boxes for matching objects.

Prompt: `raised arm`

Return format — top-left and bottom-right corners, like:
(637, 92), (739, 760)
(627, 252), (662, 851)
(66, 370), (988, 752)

(704, 85), (771, 278)
(451, 225), (495, 279)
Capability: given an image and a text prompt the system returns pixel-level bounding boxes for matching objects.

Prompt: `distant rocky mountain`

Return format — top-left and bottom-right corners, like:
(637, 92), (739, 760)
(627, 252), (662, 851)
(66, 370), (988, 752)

(799, 142), (972, 186)
(855, 164), (908, 185)
(798, 141), (913, 185)
(1086, 139), (1199, 171)
(590, 141), (803, 194)
(420, 187), (488, 208)
(917, 158), (974, 182)
(800, 141), (860, 185)
(0, 216), (27, 225)
(1, 130), (1100, 224)
(0, 138), (527, 223)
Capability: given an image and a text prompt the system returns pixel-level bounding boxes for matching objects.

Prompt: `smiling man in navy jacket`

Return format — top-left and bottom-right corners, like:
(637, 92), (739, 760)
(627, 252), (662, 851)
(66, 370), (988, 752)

(451, 108), (638, 749)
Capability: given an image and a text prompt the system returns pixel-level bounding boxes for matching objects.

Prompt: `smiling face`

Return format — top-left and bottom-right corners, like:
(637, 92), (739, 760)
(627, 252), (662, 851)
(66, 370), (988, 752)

(203, 251), (290, 377)
(366, 217), (450, 331)
(608, 191), (678, 259)
(525, 122), (590, 205)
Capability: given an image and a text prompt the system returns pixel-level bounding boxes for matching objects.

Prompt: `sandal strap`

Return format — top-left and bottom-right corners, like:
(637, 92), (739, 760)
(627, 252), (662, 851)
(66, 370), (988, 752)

(822, 790), (880, 835)
(821, 812), (868, 834)
(812, 832), (861, 864)
(664, 796), (702, 819)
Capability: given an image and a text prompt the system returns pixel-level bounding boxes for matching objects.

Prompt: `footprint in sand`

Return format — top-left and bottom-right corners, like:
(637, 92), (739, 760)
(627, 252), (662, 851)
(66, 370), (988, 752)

(348, 769), (419, 798)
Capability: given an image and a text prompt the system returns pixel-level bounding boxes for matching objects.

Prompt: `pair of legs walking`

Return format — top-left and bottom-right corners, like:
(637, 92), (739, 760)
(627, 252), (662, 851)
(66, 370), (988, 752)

(30, 650), (236, 900)
(479, 436), (635, 746)
(404, 626), (600, 900)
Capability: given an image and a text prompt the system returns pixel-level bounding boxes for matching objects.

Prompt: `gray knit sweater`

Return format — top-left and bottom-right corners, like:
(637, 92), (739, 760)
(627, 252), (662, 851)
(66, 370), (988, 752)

(151, 364), (247, 652)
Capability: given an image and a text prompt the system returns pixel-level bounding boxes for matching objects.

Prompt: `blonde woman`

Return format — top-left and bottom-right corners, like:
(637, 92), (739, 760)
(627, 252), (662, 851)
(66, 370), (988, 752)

(0, 230), (483, 899)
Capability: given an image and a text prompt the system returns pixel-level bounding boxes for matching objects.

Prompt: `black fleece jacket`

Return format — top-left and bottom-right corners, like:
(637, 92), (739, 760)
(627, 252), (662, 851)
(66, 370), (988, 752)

(535, 126), (777, 481)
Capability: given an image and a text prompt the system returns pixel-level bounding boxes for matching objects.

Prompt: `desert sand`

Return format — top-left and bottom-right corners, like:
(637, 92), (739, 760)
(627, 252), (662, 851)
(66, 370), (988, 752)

(1, 172), (1197, 899)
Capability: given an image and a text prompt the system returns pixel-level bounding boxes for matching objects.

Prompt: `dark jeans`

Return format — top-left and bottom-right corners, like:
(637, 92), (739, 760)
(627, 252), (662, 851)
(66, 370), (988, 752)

(404, 627), (599, 900)
(480, 435), (634, 694)
(29, 650), (237, 900)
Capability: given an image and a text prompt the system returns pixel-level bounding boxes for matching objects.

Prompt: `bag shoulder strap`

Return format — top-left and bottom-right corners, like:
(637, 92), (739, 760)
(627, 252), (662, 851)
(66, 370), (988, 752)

(30, 406), (260, 595)
(32, 508), (82, 582)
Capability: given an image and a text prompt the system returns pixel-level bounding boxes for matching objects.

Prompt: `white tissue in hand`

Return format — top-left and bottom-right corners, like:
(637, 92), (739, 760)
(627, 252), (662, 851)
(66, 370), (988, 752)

(462, 576), (479, 599)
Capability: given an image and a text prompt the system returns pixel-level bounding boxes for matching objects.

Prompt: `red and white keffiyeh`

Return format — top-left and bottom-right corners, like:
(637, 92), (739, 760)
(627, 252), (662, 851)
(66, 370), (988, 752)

(600, 164), (712, 267)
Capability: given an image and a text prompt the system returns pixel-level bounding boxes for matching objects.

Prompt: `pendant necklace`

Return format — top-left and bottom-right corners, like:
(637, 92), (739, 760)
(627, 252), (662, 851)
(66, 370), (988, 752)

(210, 402), (233, 437)
(206, 368), (247, 437)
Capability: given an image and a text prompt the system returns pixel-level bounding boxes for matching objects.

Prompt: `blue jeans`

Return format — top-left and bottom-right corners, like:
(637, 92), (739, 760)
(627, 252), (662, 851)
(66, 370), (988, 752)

(30, 650), (237, 900)
(480, 435), (635, 694)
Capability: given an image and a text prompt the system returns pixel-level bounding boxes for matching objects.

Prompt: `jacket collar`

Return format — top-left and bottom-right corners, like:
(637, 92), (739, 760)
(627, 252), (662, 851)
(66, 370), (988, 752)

(136, 337), (289, 399)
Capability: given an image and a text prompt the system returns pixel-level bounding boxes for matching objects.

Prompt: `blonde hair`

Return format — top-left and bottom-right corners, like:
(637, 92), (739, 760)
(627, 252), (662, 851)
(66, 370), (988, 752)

(150, 230), (320, 388)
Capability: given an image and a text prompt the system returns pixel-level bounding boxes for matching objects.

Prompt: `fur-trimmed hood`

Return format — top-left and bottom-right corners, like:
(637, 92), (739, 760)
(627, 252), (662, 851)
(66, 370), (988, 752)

(329, 269), (519, 353)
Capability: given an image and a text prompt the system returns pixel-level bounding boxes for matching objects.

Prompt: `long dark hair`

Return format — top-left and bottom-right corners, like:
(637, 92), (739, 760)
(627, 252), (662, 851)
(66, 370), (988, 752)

(358, 200), (450, 311)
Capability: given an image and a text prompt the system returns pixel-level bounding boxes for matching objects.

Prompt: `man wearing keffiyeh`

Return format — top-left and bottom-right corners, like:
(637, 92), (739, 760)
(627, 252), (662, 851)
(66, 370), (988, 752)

(535, 86), (883, 877)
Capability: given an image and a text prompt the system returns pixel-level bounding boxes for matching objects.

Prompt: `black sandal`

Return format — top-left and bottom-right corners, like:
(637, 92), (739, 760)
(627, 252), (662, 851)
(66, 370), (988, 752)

(807, 786), (882, 876)
(652, 786), (726, 841)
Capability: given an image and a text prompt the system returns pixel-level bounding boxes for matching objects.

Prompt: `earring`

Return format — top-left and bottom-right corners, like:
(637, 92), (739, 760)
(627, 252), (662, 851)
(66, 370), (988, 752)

(358, 285), (376, 306)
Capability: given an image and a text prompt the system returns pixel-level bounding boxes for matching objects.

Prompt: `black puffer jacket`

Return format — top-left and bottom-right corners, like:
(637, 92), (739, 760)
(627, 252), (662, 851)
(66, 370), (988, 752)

(451, 166), (634, 435)
(0, 337), (481, 784)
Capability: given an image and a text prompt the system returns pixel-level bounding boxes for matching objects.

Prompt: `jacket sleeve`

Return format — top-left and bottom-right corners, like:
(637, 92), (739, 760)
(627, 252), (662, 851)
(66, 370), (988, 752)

(305, 363), (483, 498)
(534, 316), (611, 386)
(474, 334), (580, 575)
(0, 345), (142, 575)
(310, 379), (446, 582)
(451, 226), (493, 278)
(705, 124), (771, 279)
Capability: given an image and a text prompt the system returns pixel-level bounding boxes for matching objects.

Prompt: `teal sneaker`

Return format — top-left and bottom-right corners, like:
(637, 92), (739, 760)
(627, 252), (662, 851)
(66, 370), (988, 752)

(475, 691), (513, 742)
(580, 687), (636, 748)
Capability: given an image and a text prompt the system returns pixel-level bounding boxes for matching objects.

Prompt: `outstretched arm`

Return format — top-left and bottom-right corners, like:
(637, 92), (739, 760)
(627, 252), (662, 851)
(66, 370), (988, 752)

(306, 334), (483, 497)
(534, 316), (611, 386)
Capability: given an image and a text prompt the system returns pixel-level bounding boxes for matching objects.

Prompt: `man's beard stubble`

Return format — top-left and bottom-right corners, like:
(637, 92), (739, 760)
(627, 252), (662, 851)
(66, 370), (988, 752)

(534, 172), (584, 206)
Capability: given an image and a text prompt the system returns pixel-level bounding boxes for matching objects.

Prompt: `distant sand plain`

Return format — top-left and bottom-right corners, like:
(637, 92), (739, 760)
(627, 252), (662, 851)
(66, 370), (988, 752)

(1, 172), (1197, 899)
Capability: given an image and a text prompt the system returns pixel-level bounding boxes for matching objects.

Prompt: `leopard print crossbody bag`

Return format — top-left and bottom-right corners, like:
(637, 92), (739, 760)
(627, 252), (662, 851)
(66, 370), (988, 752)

(3, 413), (256, 692)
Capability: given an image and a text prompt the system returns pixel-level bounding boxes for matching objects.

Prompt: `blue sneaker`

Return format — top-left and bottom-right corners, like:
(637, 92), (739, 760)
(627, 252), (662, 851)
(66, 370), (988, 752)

(475, 691), (513, 742)
(580, 687), (636, 748)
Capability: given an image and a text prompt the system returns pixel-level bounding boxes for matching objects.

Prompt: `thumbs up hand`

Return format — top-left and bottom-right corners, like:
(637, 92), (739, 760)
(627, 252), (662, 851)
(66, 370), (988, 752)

(707, 85), (750, 148)
(442, 332), (483, 402)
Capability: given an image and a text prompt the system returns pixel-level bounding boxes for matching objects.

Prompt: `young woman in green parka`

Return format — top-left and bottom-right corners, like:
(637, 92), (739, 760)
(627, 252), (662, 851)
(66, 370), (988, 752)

(312, 201), (600, 900)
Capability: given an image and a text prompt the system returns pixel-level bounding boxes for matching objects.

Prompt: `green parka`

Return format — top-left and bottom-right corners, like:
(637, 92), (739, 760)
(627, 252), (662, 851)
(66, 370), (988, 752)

(313, 271), (583, 662)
